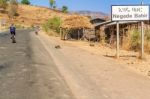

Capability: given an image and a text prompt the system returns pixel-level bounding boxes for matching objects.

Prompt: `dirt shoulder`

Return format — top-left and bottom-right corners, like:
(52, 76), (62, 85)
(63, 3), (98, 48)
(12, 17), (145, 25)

(41, 31), (150, 77)
(38, 31), (150, 99)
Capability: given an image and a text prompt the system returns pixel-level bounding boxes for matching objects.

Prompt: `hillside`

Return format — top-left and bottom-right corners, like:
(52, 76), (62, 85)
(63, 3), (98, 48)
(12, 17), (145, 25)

(0, 4), (69, 27)
(70, 11), (109, 19)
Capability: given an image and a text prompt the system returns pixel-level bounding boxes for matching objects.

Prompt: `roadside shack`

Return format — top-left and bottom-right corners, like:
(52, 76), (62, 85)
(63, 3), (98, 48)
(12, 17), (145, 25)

(60, 15), (94, 40)
(94, 20), (150, 46)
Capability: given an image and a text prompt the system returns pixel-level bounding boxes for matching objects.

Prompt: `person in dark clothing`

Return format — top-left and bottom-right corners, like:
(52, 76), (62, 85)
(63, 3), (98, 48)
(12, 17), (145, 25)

(9, 24), (16, 43)
(10, 24), (16, 36)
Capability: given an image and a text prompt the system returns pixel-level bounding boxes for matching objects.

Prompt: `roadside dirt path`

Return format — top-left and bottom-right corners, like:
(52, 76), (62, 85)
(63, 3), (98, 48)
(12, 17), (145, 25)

(38, 32), (150, 99)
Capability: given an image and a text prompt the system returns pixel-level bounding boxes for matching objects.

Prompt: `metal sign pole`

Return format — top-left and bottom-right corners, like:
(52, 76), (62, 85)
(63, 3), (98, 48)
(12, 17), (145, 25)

(116, 22), (120, 58)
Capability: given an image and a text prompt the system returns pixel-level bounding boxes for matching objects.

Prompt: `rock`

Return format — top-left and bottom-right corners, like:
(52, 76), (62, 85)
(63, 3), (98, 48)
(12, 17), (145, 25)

(89, 43), (95, 47)
(55, 45), (61, 49)
(131, 62), (134, 64)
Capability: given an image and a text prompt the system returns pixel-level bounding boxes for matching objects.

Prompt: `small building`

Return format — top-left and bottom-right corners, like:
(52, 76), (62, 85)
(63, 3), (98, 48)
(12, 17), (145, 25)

(90, 18), (107, 42)
(60, 15), (94, 40)
(94, 20), (150, 46)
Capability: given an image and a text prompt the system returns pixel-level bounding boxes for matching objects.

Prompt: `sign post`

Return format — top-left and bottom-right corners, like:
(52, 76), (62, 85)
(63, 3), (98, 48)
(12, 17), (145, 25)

(111, 5), (149, 59)
(140, 21), (144, 59)
(140, 1), (145, 59)
(116, 22), (119, 58)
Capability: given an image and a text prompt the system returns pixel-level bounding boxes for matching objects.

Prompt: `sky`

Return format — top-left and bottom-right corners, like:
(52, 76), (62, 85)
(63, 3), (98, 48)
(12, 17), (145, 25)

(29, 0), (150, 14)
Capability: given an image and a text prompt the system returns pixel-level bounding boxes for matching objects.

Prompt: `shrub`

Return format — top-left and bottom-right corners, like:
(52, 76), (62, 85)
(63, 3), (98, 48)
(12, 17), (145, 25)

(21, 0), (30, 5)
(145, 29), (150, 41)
(42, 16), (61, 34)
(122, 29), (140, 51)
(144, 29), (150, 53)
(62, 6), (68, 13)
(122, 28), (150, 53)
(0, 0), (7, 9)
(42, 23), (50, 33)
(130, 29), (140, 51)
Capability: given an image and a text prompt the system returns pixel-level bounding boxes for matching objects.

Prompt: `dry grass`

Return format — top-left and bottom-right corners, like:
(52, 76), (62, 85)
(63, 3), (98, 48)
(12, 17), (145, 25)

(122, 28), (150, 54)
(45, 34), (150, 77)
(122, 29), (140, 51)
(0, 4), (69, 26)
(61, 15), (93, 29)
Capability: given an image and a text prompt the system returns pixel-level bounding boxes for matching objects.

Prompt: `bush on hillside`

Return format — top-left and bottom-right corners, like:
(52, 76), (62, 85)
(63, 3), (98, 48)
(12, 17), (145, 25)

(62, 6), (68, 13)
(42, 16), (61, 35)
(21, 0), (30, 5)
(0, 0), (7, 9)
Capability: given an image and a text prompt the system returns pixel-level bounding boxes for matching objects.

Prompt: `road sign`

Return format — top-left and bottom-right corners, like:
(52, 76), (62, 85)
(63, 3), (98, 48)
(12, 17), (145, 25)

(111, 5), (150, 21)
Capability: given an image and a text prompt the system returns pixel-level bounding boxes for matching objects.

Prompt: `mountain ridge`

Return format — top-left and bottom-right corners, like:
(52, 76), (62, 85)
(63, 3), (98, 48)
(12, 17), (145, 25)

(70, 10), (109, 19)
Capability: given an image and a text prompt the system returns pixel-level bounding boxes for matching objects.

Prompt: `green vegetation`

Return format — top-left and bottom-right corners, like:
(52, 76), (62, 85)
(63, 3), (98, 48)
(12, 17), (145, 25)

(8, 0), (18, 18)
(144, 29), (150, 53)
(42, 16), (61, 35)
(122, 29), (140, 51)
(129, 29), (140, 51)
(21, 0), (30, 5)
(145, 29), (150, 41)
(62, 5), (68, 13)
(49, 0), (55, 8)
(0, 0), (7, 9)
(122, 28), (150, 53)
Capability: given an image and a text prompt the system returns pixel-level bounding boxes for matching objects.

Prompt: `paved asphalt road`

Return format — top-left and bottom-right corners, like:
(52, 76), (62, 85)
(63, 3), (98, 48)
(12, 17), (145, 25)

(1, 30), (150, 99)
(0, 30), (75, 99)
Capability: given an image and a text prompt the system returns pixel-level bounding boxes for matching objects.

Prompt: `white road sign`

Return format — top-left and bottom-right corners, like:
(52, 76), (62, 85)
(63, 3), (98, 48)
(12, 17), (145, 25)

(111, 5), (150, 21)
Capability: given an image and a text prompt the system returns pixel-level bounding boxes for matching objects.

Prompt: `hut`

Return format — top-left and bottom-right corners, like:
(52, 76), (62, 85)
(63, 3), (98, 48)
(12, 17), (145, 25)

(93, 20), (111, 43)
(94, 20), (150, 46)
(60, 15), (94, 40)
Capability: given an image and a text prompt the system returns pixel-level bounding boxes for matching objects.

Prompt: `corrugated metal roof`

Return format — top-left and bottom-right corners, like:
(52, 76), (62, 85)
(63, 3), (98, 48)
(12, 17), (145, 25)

(94, 20), (112, 27)
(90, 17), (105, 21)
(105, 21), (139, 27)
(94, 20), (140, 27)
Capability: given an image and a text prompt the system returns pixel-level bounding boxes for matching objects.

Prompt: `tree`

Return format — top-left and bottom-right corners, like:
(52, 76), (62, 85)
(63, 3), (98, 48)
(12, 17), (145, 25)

(0, 0), (7, 9)
(49, 0), (55, 8)
(62, 5), (68, 13)
(21, 0), (30, 5)
(8, 0), (18, 19)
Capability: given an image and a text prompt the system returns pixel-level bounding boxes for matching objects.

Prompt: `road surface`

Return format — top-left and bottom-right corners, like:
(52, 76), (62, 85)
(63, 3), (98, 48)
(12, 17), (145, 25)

(0, 30), (150, 99)
(0, 30), (75, 99)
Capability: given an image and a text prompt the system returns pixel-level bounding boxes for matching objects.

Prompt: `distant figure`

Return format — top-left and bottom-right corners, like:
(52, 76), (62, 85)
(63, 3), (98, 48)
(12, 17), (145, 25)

(9, 24), (16, 43)
(10, 23), (16, 36)
(35, 26), (40, 35)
